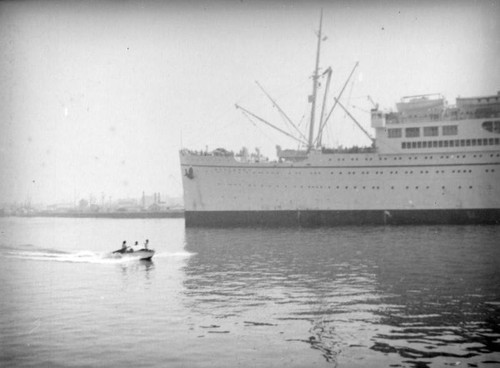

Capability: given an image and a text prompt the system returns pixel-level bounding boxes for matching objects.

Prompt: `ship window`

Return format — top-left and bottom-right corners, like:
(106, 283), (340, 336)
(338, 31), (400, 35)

(483, 121), (493, 132)
(490, 138), (495, 145)
(461, 139), (466, 146)
(433, 141), (438, 148)
(439, 141), (443, 147)
(449, 140), (454, 147)
(442, 125), (458, 136)
(424, 126), (439, 137)
(444, 140), (449, 147)
(472, 139), (477, 145)
(405, 127), (420, 138)
(496, 138), (500, 144)
(412, 142), (417, 148)
(466, 139), (471, 146)
(388, 128), (402, 138)
(422, 141), (427, 148)
(494, 122), (500, 133)
(482, 121), (500, 133)
(478, 139), (482, 146)
(417, 142), (422, 148)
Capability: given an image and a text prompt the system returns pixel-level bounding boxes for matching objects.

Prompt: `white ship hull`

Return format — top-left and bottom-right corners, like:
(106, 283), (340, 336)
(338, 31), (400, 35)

(180, 146), (500, 226)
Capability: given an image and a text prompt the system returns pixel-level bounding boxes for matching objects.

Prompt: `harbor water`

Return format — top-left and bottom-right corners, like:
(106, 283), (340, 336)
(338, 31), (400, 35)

(0, 217), (499, 367)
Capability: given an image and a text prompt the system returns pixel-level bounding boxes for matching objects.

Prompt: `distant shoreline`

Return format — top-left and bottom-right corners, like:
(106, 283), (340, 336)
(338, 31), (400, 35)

(7, 210), (185, 219)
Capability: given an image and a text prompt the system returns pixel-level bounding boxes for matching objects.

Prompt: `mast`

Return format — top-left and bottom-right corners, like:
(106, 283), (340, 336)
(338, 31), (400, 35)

(314, 61), (359, 147)
(317, 67), (332, 148)
(307, 9), (323, 151)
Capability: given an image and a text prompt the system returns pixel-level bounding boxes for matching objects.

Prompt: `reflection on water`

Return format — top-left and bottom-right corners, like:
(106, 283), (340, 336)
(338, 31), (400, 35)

(183, 227), (500, 368)
(119, 260), (155, 282)
(1, 218), (499, 368)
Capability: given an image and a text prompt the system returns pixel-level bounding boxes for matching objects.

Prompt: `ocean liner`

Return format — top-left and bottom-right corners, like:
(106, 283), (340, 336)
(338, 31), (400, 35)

(180, 15), (500, 227)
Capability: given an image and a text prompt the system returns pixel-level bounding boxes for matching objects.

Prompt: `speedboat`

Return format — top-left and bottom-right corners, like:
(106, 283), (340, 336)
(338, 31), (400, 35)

(111, 248), (155, 261)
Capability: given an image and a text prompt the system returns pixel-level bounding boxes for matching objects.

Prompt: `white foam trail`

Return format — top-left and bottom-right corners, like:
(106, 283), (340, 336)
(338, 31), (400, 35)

(2, 248), (195, 264)
(3, 250), (143, 264)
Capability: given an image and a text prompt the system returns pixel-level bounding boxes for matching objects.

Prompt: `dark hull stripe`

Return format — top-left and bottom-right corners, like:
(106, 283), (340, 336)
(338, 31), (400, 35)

(185, 209), (500, 227)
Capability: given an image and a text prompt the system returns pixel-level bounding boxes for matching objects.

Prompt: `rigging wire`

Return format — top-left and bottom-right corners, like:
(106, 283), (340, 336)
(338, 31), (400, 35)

(238, 75), (312, 144)
(182, 84), (257, 147)
(344, 77), (356, 120)
(349, 104), (372, 114)
(258, 83), (306, 141)
(241, 111), (287, 148)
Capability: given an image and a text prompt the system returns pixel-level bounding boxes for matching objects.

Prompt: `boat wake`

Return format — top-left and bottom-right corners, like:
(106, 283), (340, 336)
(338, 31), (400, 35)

(1, 245), (195, 264)
(4, 249), (128, 264)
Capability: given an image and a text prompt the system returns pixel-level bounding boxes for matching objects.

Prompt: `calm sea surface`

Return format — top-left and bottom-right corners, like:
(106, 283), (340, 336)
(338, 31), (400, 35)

(0, 217), (499, 368)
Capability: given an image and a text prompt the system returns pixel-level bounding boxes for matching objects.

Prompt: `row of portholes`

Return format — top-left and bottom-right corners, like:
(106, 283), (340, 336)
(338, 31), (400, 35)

(211, 164), (496, 175)
(216, 168), (496, 183)
(218, 183), (477, 191)
(286, 169), (480, 176)
(212, 168), (498, 180)
(327, 152), (500, 162)
(332, 169), (478, 175)
(326, 152), (498, 162)
(330, 156), (400, 162)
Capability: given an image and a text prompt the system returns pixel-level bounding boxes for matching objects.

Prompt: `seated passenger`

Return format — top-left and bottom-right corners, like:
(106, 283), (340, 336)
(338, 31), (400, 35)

(131, 241), (140, 252)
(113, 240), (128, 254)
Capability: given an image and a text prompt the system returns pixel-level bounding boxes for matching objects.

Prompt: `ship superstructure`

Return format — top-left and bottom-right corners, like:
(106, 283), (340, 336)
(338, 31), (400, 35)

(179, 15), (500, 227)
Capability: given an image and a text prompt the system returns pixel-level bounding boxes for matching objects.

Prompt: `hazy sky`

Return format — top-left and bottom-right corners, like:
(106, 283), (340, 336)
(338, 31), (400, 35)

(1, 0), (499, 205)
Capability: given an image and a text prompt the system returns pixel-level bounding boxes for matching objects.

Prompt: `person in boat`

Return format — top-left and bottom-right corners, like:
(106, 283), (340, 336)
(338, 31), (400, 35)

(113, 240), (128, 254)
(131, 241), (140, 252)
(144, 239), (149, 250)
